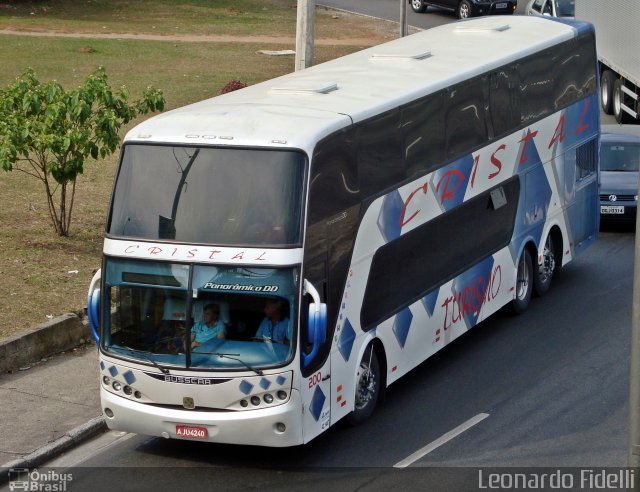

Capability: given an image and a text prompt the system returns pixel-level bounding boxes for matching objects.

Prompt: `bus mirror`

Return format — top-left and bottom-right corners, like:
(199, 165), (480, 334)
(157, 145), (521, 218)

(87, 269), (101, 346)
(303, 302), (327, 368)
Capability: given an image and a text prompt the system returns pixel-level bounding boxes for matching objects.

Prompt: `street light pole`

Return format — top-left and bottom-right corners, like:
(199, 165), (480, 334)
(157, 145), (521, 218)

(295, 0), (315, 71)
(400, 0), (408, 37)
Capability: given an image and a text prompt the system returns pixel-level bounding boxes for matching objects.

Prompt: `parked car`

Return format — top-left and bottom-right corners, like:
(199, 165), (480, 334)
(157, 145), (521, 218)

(525, 0), (574, 18)
(599, 128), (640, 224)
(410, 0), (517, 19)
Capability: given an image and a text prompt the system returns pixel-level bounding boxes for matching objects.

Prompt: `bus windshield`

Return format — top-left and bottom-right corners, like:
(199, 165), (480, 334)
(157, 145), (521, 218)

(102, 258), (298, 371)
(108, 145), (306, 246)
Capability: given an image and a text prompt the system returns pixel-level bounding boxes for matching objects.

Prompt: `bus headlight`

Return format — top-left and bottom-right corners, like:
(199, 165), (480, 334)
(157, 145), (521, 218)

(263, 394), (274, 404)
(112, 381), (122, 391)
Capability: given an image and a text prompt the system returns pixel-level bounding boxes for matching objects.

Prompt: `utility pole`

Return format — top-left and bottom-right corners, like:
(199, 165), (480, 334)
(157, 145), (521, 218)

(295, 0), (315, 71)
(400, 0), (408, 37)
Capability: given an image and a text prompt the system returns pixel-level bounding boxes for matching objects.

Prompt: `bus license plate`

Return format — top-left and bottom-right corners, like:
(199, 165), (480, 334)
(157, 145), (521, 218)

(496, 2), (507, 8)
(601, 205), (624, 214)
(176, 425), (208, 439)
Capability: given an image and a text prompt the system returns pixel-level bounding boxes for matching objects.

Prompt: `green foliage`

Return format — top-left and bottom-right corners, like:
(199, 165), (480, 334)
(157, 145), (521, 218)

(0, 67), (164, 236)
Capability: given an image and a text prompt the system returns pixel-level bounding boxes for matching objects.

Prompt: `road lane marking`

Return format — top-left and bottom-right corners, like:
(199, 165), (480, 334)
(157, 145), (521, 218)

(394, 412), (490, 468)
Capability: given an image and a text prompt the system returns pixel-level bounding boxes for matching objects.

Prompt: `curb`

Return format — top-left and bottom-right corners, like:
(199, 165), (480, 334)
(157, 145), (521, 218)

(0, 416), (106, 485)
(0, 313), (93, 374)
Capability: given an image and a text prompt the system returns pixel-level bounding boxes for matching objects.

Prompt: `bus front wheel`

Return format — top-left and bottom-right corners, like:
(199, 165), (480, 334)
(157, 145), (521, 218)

(511, 248), (533, 314)
(347, 347), (380, 425)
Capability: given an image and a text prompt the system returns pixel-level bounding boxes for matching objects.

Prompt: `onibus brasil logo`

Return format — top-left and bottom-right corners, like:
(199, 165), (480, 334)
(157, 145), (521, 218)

(8, 468), (73, 491)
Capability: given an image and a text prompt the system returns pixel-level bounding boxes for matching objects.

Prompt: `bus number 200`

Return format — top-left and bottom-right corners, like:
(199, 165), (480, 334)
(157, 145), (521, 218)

(308, 372), (322, 388)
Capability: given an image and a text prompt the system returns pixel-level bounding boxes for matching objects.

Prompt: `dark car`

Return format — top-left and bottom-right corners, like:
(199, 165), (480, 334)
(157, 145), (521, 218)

(410, 0), (517, 19)
(599, 129), (640, 224)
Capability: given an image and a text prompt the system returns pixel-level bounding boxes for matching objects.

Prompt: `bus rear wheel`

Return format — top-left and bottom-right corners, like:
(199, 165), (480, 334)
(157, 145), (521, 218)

(511, 248), (533, 314)
(347, 347), (380, 425)
(533, 233), (558, 297)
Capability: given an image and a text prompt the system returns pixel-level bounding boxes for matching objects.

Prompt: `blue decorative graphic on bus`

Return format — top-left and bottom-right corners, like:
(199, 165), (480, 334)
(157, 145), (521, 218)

(421, 289), (439, 317)
(276, 375), (286, 385)
(392, 307), (413, 348)
(432, 154), (474, 212)
(99, 361), (105, 371)
(338, 318), (357, 362)
(239, 380), (253, 395)
(377, 190), (404, 242)
(259, 378), (271, 390)
(108, 366), (118, 377)
(525, 164), (553, 228)
(310, 385), (326, 422)
(451, 256), (495, 328)
(123, 370), (136, 385)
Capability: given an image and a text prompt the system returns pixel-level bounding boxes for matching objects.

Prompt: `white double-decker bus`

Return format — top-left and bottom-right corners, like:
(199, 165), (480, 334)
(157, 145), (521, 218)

(87, 15), (599, 446)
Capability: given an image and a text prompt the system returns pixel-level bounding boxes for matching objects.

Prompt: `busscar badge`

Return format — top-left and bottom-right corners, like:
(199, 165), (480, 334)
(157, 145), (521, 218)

(183, 397), (195, 409)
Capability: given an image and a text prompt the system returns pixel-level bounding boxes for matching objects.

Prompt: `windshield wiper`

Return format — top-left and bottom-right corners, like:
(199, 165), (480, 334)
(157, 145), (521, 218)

(114, 344), (171, 375)
(194, 352), (263, 376)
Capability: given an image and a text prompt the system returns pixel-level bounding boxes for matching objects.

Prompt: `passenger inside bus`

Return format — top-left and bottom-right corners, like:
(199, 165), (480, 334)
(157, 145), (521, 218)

(254, 297), (291, 344)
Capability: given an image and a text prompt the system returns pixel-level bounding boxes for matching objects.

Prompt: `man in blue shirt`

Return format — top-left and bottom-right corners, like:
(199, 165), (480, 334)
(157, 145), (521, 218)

(255, 298), (290, 344)
(192, 303), (225, 349)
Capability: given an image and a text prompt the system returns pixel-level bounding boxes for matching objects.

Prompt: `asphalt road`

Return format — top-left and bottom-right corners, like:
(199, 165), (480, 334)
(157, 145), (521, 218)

(318, 0), (528, 31)
(36, 228), (635, 491)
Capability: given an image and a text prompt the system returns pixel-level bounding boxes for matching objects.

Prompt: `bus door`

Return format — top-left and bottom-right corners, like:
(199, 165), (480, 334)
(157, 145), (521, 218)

(300, 259), (332, 443)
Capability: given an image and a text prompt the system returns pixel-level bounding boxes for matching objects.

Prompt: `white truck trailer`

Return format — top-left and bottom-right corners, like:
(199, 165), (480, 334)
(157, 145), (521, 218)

(575, 1), (640, 124)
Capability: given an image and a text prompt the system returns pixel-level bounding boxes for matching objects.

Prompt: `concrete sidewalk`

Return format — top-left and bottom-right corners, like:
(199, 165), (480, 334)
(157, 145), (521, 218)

(0, 323), (105, 476)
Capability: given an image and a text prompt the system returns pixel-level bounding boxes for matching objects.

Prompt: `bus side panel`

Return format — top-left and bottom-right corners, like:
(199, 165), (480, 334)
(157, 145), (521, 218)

(327, 96), (599, 425)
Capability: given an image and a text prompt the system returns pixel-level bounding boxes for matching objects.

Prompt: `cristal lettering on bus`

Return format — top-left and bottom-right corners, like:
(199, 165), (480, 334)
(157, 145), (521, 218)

(398, 170), (464, 227)
(400, 100), (591, 228)
(440, 265), (502, 331)
(123, 244), (268, 262)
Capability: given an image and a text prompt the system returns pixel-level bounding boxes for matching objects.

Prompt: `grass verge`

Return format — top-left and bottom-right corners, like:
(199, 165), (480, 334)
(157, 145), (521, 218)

(0, 1), (400, 340)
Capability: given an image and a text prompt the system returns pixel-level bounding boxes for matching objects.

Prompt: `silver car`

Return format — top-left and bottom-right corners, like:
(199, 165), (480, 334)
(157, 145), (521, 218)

(600, 127), (640, 225)
(525, 0), (574, 17)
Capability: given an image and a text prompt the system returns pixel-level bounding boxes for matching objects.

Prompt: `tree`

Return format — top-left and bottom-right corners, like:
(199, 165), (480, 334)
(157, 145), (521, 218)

(0, 67), (165, 236)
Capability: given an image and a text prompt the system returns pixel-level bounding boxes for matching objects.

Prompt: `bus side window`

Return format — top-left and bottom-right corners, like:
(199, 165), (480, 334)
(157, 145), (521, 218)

(445, 77), (488, 159)
(309, 130), (359, 225)
(401, 91), (446, 179)
(518, 49), (554, 125)
(489, 67), (520, 140)
(553, 35), (597, 109)
(357, 109), (405, 197)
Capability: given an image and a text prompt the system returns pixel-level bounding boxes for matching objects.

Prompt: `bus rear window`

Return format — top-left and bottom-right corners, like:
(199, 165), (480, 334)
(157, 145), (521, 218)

(108, 145), (306, 246)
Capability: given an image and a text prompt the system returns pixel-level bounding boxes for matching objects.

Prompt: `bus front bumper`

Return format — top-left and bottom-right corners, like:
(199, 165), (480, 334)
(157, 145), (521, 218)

(100, 387), (304, 447)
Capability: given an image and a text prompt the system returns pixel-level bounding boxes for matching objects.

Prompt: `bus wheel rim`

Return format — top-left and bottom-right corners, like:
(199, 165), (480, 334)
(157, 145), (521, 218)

(517, 254), (530, 299)
(354, 363), (376, 409)
(539, 236), (555, 283)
